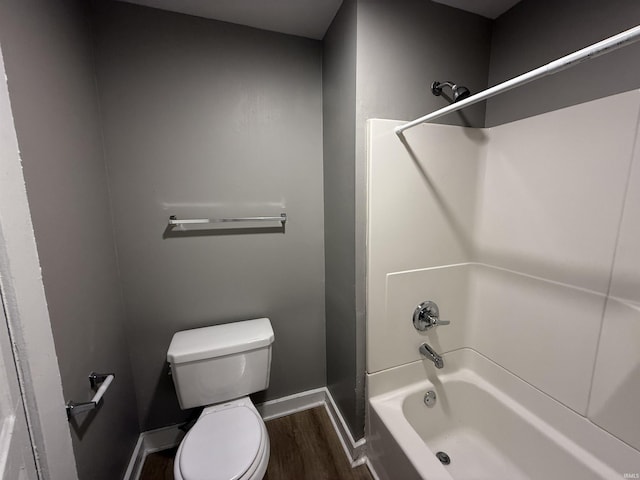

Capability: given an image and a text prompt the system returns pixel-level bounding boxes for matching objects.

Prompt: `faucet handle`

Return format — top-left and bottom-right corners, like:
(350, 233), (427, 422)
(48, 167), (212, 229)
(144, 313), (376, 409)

(413, 301), (450, 331)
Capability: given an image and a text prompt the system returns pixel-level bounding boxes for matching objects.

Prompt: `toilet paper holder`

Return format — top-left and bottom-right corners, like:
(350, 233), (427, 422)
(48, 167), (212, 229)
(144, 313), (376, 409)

(66, 372), (115, 419)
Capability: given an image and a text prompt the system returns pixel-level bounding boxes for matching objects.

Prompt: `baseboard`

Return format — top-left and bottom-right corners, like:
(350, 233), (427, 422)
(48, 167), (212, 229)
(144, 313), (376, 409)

(255, 387), (327, 421)
(365, 457), (382, 480)
(123, 387), (368, 480)
(255, 386), (366, 465)
(321, 388), (367, 466)
(122, 434), (144, 480)
(122, 424), (184, 480)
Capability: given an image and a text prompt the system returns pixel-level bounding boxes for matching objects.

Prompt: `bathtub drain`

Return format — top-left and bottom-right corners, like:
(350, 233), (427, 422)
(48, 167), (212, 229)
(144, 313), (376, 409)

(436, 451), (451, 465)
(423, 390), (437, 407)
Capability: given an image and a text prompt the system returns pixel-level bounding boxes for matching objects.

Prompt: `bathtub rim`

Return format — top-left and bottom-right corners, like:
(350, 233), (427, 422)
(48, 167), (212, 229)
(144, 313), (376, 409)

(367, 348), (640, 479)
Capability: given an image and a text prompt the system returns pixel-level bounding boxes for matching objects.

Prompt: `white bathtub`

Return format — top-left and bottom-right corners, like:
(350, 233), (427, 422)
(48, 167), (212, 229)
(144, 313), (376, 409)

(367, 349), (640, 480)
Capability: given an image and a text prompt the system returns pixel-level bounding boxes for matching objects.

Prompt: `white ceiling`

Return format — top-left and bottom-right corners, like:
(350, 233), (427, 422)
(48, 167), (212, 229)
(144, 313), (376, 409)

(432, 0), (522, 19)
(117, 0), (522, 40)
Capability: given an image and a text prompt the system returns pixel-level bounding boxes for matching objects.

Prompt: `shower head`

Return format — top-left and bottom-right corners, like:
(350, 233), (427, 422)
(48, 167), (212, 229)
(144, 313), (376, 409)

(431, 81), (471, 103)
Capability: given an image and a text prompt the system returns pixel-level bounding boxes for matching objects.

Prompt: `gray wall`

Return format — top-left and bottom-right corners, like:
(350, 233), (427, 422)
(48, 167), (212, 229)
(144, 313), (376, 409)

(91, 1), (326, 430)
(322, 0), (360, 439)
(355, 0), (492, 130)
(0, 1), (139, 479)
(486, 0), (640, 126)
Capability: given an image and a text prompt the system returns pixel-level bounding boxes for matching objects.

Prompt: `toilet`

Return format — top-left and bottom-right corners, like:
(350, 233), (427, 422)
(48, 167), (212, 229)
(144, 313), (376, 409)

(167, 317), (275, 480)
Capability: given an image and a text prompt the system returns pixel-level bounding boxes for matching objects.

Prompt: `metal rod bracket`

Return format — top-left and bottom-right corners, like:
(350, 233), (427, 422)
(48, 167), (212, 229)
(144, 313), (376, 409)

(66, 372), (115, 420)
(89, 372), (114, 390)
(66, 401), (97, 419)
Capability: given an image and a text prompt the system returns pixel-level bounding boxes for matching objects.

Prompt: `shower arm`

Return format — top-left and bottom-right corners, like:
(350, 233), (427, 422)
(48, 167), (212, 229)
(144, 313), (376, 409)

(395, 24), (640, 136)
(432, 81), (454, 92)
(431, 81), (458, 96)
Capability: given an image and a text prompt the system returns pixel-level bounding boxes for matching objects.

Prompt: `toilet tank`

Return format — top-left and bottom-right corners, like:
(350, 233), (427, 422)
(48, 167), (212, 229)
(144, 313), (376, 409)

(167, 318), (274, 409)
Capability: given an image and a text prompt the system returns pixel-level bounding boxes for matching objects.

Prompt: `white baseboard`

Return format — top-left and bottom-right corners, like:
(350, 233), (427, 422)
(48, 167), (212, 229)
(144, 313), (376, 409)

(122, 423), (184, 480)
(122, 434), (144, 480)
(255, 387), (327, 421)
(123, 387), (369, 480)
(255, 386), (367, 466)
(321, 388), (366, 466)
(365, 457), (382, 480)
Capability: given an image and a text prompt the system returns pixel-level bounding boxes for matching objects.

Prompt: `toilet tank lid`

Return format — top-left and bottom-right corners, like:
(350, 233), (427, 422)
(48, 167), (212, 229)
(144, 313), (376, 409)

(167, 318), (274, 364)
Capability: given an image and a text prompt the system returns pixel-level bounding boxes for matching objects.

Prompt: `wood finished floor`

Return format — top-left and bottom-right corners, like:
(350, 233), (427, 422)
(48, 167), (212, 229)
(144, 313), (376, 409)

(139, 406), (372, 480)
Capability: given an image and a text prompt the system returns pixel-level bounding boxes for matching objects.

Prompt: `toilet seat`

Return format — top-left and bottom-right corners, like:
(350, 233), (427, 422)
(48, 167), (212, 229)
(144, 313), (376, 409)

(175, 401), (269, 480)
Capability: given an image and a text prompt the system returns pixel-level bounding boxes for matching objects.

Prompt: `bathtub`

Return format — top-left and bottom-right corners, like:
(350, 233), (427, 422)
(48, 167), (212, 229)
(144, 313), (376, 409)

(367, 349), (640, 480)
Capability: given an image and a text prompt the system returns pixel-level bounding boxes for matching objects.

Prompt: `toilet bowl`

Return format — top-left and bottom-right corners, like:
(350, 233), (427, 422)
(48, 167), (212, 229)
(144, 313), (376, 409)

(167, 318), (275, 480)
(173, 397), (270, 480)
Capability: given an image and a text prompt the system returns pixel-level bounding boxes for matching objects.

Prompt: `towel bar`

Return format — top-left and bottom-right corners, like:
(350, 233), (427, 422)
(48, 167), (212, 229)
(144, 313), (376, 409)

(168, 213), (287, 227)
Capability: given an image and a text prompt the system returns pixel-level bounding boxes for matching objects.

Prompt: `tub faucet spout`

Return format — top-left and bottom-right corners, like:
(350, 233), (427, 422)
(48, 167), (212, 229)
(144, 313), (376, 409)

(419, 342), (444, 369)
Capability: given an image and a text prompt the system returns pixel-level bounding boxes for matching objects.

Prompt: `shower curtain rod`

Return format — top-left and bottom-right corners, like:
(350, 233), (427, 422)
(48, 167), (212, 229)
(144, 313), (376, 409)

(395, 24), (640, 136)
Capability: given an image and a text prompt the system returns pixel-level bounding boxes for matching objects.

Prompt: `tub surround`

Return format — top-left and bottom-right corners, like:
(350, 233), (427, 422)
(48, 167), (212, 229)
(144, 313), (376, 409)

(588, 130), (640, 448)
(366, 89), (640, 474)
(381, 263), (608, 415)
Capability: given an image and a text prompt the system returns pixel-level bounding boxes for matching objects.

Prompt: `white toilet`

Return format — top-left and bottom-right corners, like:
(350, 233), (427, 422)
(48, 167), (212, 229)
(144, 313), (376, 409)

(167, 317), (275, 480)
